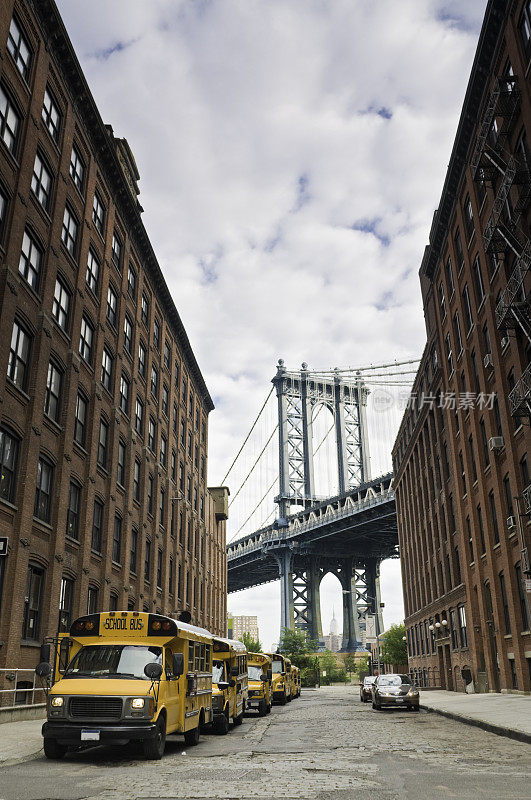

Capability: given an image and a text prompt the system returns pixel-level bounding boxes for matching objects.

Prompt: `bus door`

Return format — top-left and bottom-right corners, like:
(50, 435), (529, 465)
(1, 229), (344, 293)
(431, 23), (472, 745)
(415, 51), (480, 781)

(164, 646), (181, 729)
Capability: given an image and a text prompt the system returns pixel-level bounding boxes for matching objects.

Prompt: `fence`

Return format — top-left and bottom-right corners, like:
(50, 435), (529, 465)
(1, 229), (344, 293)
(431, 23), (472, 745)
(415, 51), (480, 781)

(0, 668), (46, 709)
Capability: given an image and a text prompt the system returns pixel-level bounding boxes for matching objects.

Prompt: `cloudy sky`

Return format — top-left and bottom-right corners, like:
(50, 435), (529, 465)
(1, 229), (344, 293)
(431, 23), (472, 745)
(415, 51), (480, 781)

(57, 0), (487, 649)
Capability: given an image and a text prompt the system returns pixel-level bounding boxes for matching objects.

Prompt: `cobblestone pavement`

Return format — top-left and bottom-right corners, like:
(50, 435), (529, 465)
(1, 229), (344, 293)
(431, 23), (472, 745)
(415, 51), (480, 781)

(1, 686), (530, 800)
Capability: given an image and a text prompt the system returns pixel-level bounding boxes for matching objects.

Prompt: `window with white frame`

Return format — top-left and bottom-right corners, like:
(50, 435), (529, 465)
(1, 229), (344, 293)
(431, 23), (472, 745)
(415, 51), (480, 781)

(69, 143), (85, 193)
(42, 87), (61, 142)
(7, 16), (32, 81)
(18, 229), (42, 291)
(31, 153), (52, 210)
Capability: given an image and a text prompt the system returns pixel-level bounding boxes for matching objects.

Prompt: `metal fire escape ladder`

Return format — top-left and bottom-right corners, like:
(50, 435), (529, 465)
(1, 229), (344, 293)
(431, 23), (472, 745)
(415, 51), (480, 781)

(508, 362), (531, 419)
(483, 157), (518, 254)
(495, 240), (531, 331)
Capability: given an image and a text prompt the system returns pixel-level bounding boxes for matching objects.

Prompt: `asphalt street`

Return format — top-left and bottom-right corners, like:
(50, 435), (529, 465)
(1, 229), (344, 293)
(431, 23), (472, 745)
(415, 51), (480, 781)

(1, 685), (530, 800)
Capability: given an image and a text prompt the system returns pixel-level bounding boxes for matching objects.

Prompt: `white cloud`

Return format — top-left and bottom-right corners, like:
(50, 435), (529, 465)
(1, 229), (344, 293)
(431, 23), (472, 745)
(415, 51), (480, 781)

(56, 0), (486, 649)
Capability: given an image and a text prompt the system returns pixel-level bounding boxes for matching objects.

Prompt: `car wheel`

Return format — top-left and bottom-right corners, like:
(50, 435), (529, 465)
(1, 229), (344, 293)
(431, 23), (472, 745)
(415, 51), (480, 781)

(43, 738), (67, 759)
(143, 714), (166, 760)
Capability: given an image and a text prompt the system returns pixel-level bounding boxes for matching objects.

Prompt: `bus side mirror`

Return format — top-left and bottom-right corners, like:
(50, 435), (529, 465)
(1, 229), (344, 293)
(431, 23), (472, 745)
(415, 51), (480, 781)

(35, 662), (52, 678)
(145, 662), (163, 681)
(172, 653), (184, 677)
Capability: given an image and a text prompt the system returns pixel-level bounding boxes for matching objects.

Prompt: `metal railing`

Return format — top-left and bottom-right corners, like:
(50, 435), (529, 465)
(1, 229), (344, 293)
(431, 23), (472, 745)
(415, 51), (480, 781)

(508, 362), (531, 417)
(0, 668), (46, 709)
(495, 240), (531, 329)
(522, 484), (531, 517)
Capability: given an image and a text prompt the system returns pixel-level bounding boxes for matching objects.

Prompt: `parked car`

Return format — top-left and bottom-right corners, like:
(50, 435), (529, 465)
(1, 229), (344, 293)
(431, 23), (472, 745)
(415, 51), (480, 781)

(360, 676), (376, 702)
(371, 674), (419, 711)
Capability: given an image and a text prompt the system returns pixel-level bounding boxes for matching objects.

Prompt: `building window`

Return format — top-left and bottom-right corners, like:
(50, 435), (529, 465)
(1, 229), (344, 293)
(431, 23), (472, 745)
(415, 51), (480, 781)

(171, 449), (176, 482)
(445, 332), (453, 374)
(91, 498), (103, 552)
(79, 316), (94, 364)
(106, 283), (118, 327)
(44, 361), (62, 422)
(147, 474), (154, 515)
(472, 255), (485, 306)
(62, 205), (78, 257)
(119, 374), (130, 414)
(162, 384), (169, 416)
(66, 481), (81, 540)
(145, 539), (151, 581)
(179, 462), (184, 492)
(8, 319), (31, 390)
(169, 557), (174, 595)
(499, 572), (511, 634)
(20, 229), (43, 292)
(109, 593), (118, 612)
(0, 427), (18, 503)
(22, 564), (44, 640)
(101, 347), (113, 391)
(34, 456), (53, 522)
(117, 439), (126, 486)
(87, 585), (98, 615)
(8, 16), (32, 80)
(520, 1), (531, 59)
(97, 417), (108, 468)
(157, 548), (163, 589)
(164, 340), (171, 369)
(123, 314), (133, 354)
(477, 504), (486, 554)
(453, 311), (463, 355)
(133, 459), (141, 502)
(135, 397), (144, 436)
(0, 186), (8, 243)
(86, 249), (100, 296)
(151, 364), (158, 398)
(463, 195), (474, 240)
(127, 264), (136, 300)
(468, 435), (477, 483)
(520, 454), (530, 491)
(0, 85), (21, 153)
(160, 433), (167, 467)
(479, 417), (489, 467)
(445, 255), (454, 295)
(462, 285), (473, 332)
(458, 605), (467, 648)
(42, 87), (61, 142)
(72, 392), (87, 447)
(503, 473), (514, 518)
(488, 490), (499, 545)
(130, 526), (138, 573)
(200, 456), (205, 481)
(52, 277), (71, 331)
(138, 340), (147, 378)
(31, 153), (52, 211)
(449, 608), (458, 649)
(466, 516), (474, 562)
(92, 191), (105, 235)
(515, 562), (530, 631)
(173, 403), (178, 433)
(112, 515), (122, 563)
(153, 318), (161, 350)
(148, 417), (156, 453)
(69, 144), (85, 193)
(141, 292), (150, 326)
(180, 419), (185, 447)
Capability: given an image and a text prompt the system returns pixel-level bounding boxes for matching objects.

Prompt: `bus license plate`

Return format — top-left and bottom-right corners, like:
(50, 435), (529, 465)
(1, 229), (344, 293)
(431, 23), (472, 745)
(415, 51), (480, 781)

(394, 698), (403, 703)
(81, 729), (100, 741)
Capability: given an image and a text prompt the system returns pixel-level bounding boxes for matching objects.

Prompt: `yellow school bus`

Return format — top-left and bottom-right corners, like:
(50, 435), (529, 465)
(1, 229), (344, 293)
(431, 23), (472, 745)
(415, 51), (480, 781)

(266, 652), (291, 704)
(290, 665), (301, 698)
(211, 637), (248, 734)
(36, 611), (213, 760)
(284, 657), (293, 701)
(246, 652), (272, 716)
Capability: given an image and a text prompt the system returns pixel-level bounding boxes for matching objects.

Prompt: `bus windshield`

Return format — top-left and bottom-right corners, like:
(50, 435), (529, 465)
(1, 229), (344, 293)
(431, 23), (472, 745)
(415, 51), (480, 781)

(248, 666), (263, 681)
(271, 660), (283, 673)
(64, 645), (162, 680)
(212, 660), (226, 683)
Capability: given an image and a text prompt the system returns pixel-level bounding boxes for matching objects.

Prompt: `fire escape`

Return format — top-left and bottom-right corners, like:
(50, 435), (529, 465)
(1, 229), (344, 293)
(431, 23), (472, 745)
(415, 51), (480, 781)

(472, 73), (531, 580)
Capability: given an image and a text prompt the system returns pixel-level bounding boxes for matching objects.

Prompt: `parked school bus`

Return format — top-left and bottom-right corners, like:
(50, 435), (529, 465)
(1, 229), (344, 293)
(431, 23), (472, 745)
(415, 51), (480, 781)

(211, 637), (248, 734)
(266, 652), (291, 704)
(246, 652), (272, 716)
(290, 665), (301, 698)
(35, 611), (213, 760)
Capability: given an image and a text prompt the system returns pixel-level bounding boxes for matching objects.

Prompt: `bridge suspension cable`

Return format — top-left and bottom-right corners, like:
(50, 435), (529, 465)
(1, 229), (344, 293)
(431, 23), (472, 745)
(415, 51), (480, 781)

(228, 425), (278, 508)
(221, 386), (274, 485)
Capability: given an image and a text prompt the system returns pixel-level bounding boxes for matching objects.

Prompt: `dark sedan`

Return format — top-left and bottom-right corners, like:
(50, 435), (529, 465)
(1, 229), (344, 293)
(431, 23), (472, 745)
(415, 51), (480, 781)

(371, 674), (419, 711)
(360, 675), (376, 702)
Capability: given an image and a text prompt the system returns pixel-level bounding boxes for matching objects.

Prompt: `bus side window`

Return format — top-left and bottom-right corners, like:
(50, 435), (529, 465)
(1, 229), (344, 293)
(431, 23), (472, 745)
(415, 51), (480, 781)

(205, 644), (211, 671)
(188, 641), (194, 673)
(200, 643), (206, 672)
(165, 647), (173, 678)
(195, 643), (201, 672)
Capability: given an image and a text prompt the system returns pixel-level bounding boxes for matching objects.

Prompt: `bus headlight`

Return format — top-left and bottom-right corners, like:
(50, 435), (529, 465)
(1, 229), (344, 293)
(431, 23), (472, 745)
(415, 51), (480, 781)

(131, 698), (145, 709)
(51, 696), (64, 707)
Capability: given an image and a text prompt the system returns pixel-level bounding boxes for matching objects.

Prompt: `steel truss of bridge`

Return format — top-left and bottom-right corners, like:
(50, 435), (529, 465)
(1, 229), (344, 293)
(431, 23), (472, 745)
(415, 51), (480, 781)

(227, 473), (398, 651)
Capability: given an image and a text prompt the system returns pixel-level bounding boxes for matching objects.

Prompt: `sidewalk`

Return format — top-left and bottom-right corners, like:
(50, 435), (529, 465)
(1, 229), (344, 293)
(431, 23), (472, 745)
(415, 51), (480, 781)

(0, 718), (44, 765)
(420, 690), (531, 744)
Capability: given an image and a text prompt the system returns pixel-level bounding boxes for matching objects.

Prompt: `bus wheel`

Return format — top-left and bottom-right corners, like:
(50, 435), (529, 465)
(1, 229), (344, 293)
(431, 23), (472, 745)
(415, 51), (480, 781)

(287, 693), (292, 702)
(144, 714), (166, 760)
(184, 723), (200, 747)
(43, 739), (67, 759)
(215, 711), (230, 735)
(233, 711), (243, 726)
(258, 700), (267, 716)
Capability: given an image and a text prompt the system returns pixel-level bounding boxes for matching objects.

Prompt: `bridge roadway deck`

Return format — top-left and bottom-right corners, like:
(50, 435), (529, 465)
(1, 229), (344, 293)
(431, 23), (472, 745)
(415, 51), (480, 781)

(227, 473), (398, 593)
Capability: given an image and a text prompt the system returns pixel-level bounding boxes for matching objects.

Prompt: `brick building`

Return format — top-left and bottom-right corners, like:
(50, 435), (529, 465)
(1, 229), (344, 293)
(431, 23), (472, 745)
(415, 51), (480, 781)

(392, 0), (531, 693)
(0, 0), (228, 686)
(227, 614), (259, 643)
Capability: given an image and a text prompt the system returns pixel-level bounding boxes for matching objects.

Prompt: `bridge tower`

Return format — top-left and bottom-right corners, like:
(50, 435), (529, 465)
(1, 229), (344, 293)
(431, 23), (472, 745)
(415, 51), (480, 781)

(272, 360), (382, 651)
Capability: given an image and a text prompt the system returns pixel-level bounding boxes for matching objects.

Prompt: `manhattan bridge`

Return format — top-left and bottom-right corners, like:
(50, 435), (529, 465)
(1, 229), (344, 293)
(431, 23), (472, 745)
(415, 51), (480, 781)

(223, 358), (419, 652)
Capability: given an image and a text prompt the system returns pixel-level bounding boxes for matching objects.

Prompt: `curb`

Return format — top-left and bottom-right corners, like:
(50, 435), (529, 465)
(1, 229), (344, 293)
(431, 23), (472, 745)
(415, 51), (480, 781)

(421, 704), (531, 745)
(0, 747), (43, 768)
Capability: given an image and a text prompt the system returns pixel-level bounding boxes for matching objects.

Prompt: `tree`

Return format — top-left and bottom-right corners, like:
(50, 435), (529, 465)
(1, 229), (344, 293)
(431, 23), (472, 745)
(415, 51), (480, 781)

(239, 632), (262, 652)
(317, 650), (342, 685)
(380, 623), (408, 667)
(355, 656), (369, 675)
(278, 627), (318, 670)
(344, 655), (357, 678)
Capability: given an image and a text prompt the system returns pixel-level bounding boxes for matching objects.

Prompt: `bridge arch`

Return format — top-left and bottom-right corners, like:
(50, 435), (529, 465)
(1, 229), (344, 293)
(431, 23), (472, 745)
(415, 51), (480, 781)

(312, 402), (339, 499)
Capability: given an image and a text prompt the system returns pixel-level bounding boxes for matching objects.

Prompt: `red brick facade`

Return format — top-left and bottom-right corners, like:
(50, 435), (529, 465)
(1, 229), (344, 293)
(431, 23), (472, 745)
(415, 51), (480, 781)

(392, 0), (531, 693)
(0, 0), (227, 686)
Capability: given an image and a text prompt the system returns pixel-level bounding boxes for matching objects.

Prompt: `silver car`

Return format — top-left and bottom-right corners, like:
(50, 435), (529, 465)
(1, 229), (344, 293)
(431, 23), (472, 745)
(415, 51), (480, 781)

(371, 674), (419, 711)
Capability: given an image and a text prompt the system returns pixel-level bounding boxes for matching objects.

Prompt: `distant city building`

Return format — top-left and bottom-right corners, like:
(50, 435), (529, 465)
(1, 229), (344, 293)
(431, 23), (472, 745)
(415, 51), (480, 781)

(228, 614), (259, 642)
(392, 0), (531, 693)
(323, 609), (342, 652)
